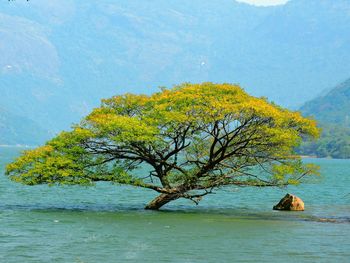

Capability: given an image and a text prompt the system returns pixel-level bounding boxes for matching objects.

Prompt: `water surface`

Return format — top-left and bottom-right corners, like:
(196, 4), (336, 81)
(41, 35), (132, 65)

(1, 148), (349, 262)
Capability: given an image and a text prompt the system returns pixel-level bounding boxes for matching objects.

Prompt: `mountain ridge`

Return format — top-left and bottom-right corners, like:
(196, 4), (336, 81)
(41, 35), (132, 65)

(0, 108), (50, 146)
(1, 0), (350, 143)
(299, 78), (350, 159)
(300, 78), (350, 127)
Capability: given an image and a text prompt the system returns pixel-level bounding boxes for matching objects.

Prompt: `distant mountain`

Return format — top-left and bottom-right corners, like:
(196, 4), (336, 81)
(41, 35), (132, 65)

(300, 78), (350, 127)
(0, 109), (50, 146)
(1, 0), (350, 141)
(299, 78), (350, 158)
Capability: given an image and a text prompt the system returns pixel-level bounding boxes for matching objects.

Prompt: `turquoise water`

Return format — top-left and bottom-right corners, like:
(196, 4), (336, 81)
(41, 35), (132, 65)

(1, 148), (349, 262)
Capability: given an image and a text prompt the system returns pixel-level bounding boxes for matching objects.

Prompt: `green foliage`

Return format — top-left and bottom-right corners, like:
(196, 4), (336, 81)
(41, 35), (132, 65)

(299, 78), (350, 159)
(6, 83), (320, 208)
(297, 123), (350, 159)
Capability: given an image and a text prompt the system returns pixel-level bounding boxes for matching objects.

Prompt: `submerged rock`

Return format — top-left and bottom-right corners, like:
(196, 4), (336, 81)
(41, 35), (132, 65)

(273, 193), (304, 211)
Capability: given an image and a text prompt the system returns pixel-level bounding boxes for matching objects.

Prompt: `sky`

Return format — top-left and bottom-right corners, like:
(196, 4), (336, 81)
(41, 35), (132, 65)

(236, 0), (289, 6)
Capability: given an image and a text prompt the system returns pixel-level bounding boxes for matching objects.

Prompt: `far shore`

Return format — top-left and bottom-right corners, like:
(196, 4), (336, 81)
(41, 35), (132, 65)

(299, 155), (318, 158)
(300, 155), (349, 160)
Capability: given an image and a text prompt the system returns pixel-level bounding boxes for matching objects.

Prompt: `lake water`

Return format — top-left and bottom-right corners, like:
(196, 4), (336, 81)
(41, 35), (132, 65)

(0, 147), (349, 262)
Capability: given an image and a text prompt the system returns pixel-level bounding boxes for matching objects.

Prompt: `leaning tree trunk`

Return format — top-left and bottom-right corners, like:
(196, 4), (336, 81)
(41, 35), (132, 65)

(145, 193), (180, 210)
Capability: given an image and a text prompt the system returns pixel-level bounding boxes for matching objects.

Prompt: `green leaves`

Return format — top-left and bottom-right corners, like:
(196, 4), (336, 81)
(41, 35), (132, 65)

(5, 82), (320, 196)
(6, 145), (88, 186)
(271, 161), (320, 185)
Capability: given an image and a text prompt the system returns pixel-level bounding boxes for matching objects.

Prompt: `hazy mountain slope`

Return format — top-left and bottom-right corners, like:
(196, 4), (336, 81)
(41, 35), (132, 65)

(300, 78), (350, 127)
(244, 0), (350, 107)
(0, 0), (275, 132)
(299, 77), (350, 158)
(0, 109), (50, 145)
(1, 0), (350, 143)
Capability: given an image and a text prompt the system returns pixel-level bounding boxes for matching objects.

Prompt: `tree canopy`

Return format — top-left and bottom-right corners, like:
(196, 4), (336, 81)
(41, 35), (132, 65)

(6, 83), (319, 210)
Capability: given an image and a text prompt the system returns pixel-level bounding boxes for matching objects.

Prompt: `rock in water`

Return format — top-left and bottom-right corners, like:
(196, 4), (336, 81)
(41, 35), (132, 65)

(273, 193), (305, 211)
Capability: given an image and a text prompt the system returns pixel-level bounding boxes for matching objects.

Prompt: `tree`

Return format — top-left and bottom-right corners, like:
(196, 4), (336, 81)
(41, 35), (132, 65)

(6, 83), (320, 210)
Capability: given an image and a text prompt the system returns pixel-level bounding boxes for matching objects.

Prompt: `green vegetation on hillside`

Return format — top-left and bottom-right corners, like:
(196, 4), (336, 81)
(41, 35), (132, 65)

(297, 124), (350, 159)
(301, 79), (350, 127)
(299, 78), (350, 159)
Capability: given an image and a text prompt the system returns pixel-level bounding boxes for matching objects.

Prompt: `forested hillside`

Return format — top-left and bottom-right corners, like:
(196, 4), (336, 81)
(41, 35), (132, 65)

(299, 78), (350, 158)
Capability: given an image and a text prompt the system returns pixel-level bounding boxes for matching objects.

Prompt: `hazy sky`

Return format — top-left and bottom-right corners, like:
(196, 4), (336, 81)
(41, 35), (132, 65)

(236, 0), (289, 6)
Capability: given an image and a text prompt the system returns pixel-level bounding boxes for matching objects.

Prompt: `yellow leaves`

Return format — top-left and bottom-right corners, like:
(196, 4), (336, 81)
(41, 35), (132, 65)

(101, 93), (149, 114)
(82, 82), (320, 148)
(5, 140), (89, 186)
(271, 160), (320, 185)
(73, 127), (95, 138)
(5, 82), (321, 189)
(6, 145), (53, 174)
(288, 111), (319, 139)
(87, 113), (158, 142)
